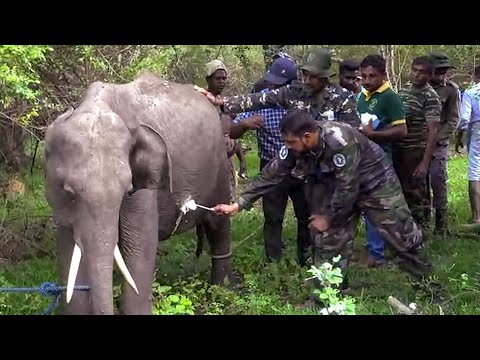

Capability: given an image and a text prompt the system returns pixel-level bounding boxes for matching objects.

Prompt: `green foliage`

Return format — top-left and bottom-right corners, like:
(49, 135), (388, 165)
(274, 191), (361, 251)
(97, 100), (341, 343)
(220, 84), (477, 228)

(307, 256), (356, 315)
(0, 45), (52, 106)
(152, 283), (195, 315)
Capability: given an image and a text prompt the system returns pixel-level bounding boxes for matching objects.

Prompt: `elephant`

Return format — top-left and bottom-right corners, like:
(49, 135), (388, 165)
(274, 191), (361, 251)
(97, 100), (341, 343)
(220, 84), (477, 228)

(44, 72), (233, 315)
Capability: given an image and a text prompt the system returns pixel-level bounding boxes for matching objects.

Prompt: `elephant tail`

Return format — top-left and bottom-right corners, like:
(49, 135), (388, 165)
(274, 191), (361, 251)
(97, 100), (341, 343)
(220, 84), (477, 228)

(195, 224), (206, 258)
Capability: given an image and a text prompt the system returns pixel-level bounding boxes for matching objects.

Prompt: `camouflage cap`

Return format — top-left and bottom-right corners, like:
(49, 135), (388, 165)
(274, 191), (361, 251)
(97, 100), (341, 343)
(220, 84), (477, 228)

(300, 48), (336, 78)
(428, 52), (455, 69)
(206, 59), (228, 77)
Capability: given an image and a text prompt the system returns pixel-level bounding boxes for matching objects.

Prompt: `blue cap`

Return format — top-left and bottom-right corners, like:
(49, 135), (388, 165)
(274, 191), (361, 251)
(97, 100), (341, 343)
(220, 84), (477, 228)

(264, 57), (298, 85)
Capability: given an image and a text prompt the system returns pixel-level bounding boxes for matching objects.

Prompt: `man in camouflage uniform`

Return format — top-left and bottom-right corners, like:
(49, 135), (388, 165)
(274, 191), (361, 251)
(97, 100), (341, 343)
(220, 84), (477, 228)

(428, 52), (460, 236)
(213, 111), (430, 296)
(394, 56), (442, 227)
(196, 47), (361, 129)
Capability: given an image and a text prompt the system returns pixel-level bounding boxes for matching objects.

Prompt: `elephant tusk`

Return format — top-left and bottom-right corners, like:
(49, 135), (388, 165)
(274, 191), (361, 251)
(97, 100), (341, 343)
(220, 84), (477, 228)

(114, 245), (139, 295)
(66, 244), (82, 304)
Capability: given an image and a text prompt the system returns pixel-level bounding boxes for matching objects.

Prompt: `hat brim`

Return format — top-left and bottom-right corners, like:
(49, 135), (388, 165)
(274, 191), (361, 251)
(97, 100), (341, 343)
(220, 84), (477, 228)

(434, 61), (455, 69)
(299, 65), (336, 78)
(264, 71), (292, 85)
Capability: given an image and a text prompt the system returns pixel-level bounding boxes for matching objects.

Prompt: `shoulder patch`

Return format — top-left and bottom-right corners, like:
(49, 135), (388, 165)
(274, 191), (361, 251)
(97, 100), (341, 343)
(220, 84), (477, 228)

(328, 126), (348, 146)
(332, 153), (346, 168)
(279, 145), (288, 160)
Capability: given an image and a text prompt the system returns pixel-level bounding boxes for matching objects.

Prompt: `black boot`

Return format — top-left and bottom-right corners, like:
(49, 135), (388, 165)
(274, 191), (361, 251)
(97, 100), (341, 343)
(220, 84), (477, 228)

(434, 208), (449, 238)
(423, 207), (432, 230)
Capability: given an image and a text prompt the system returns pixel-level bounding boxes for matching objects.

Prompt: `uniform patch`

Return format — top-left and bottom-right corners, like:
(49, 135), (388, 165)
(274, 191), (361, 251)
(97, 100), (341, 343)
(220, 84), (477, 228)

(333, 153), (346, 168)
(279, 146), (288, 160)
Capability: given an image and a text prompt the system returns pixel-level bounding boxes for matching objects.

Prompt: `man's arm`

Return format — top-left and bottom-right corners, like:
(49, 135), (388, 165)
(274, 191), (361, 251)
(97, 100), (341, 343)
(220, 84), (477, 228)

(446, 86), (460, 137)
(361, 92), (407, 141)
(234, 141), (247, 176)
(221, 86), (292, 114)
(338, 91), (361, 129)
(230, 113), (264, 139)
(237, 148), (296, 211)
(414, 93), (441, 177)
(328, 143), (361, 227)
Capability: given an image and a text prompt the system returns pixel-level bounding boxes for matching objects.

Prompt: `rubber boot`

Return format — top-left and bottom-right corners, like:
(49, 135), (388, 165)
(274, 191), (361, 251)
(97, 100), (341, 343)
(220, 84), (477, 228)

(434, 208), (449, 238)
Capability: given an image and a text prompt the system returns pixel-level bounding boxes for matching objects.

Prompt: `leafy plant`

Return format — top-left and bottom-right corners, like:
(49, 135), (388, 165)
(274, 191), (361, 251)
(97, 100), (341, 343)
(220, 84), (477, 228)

(152, 283), (195, 315)
(306, 256), (356, 315)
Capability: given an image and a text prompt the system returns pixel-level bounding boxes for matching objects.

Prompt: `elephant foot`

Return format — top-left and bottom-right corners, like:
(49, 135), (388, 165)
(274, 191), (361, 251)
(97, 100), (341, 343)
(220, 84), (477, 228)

(210, 256), (233, 287)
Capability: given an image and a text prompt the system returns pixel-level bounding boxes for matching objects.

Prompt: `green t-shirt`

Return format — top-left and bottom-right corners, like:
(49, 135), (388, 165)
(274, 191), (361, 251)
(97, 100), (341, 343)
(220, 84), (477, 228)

(357, 82), (406, 154)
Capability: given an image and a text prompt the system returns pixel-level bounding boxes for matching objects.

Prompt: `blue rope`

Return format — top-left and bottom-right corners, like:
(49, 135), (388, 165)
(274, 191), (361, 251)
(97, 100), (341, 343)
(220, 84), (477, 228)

(0, 282), (90, 315)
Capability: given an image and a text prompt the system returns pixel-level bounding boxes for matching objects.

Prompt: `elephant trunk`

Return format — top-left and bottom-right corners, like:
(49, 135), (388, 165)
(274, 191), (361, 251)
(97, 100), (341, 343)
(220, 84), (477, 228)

(66, 210), (138, 315)
(85, 239), (116, 315)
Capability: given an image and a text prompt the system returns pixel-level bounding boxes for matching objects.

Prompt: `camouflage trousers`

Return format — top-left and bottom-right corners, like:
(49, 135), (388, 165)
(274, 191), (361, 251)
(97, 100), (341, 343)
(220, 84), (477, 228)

(429, 143), (449, 210)
(307, 176), (426, 274)
(392, 148), (431, 227)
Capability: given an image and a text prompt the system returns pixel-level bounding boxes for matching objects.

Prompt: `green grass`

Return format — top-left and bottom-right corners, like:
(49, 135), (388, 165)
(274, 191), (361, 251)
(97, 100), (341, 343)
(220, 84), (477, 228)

(1, 152), (479, 315)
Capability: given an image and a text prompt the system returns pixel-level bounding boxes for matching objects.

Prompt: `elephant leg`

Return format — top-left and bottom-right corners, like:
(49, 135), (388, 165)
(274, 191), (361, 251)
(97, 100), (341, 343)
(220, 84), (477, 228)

(118, 189), (159, 315)
(202, 214), (233, 286)
(56, 225), (92, 315)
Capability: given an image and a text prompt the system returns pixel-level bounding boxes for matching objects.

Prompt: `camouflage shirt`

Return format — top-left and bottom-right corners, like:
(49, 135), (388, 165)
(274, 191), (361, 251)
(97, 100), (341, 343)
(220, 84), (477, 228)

(237, 121), (395, 227)
(432, 80), (460, 144)
(222, 80), (361, 129)
(395, 84), (441, 151)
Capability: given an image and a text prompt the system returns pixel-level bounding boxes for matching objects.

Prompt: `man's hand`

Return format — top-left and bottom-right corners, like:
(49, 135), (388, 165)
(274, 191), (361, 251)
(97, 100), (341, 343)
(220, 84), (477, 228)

(213, 202), (239, 216)
(359, 120), (374, 138)
(193, 85), (223, 106)
(243, 115), (264, 130)
(413, 160), (429, 178)
(308, 214), (330, 233)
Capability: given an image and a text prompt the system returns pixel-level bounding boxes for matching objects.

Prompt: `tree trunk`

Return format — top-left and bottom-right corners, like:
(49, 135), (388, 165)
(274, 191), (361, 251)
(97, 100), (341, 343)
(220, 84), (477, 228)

(0, 121), (30, 171)
(262, 45), (286, 70)
(380, 45), (398, 91)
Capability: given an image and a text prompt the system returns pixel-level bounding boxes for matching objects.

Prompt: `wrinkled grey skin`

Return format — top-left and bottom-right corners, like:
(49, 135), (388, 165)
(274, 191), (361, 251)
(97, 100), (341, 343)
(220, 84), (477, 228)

(44, 72), (232, 315)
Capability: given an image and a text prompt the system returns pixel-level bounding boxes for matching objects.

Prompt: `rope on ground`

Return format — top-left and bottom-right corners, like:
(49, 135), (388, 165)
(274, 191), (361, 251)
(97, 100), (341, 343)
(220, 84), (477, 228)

(0, 282), (90, 315)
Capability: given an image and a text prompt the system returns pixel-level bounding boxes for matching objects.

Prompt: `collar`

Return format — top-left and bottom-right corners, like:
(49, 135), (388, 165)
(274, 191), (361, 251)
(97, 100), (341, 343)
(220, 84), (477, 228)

(431, 80), (446, 89)
(362, 81), (391, 101)
(411, 83), (431, 91)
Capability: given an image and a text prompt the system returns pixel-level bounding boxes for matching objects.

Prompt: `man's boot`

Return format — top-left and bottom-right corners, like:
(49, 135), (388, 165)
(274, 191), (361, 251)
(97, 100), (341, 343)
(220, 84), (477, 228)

(423, 207), (432, 230)
(434, 208), (449, 238)
(459, 181), (480, 232)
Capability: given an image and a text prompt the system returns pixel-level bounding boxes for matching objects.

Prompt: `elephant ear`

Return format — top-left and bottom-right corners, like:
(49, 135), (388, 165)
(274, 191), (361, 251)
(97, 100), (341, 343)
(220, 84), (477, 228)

(131, 77), (229, 211)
